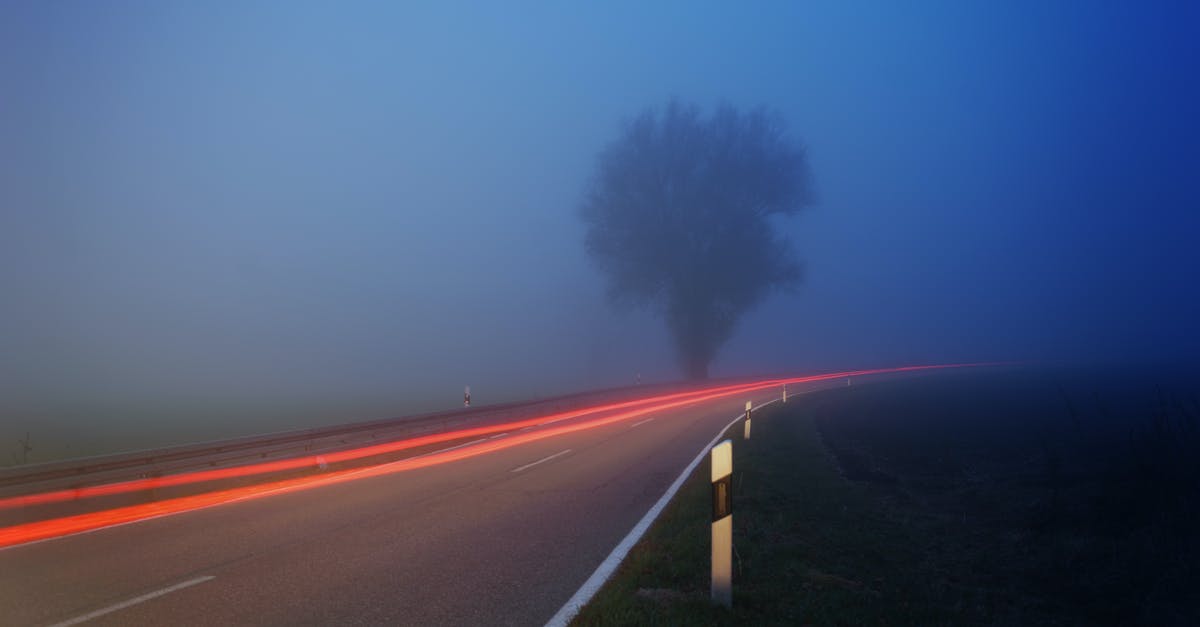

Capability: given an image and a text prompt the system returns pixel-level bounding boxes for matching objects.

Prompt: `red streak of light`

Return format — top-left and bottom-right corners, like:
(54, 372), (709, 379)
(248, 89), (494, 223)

(0, 363), (1002, 549)
(0, 379), (792, 510)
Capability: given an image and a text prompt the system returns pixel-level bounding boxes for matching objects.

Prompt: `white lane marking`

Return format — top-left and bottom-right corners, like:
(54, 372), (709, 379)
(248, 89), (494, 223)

(422, 438), (489, 457)
(50, 576), (215, 627)
(487, 432), (509, 440)
(545, 398), (782, 627)
(629, 418), (655, 428)
(511, 449), (572, 473)
(539, 413), (587, 426)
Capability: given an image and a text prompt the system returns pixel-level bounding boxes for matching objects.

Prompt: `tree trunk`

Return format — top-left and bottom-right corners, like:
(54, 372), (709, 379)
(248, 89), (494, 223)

(669, 297), (714, 381)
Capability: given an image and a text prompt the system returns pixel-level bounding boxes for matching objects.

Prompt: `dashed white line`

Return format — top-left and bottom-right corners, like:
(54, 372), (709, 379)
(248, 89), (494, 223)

(630, 418), (655, 428)
(50, 576), (215, 627)
(487, 432), (510, 440)
(510, 449), (572, 473)
(423, 438), (489, 457)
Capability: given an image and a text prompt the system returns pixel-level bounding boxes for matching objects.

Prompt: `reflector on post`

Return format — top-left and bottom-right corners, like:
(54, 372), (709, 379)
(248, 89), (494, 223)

(711, 439), (733, 608)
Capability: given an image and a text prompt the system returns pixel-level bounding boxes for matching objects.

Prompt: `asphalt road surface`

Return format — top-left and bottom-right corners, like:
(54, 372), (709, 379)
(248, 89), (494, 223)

(1, 384), (804, 626)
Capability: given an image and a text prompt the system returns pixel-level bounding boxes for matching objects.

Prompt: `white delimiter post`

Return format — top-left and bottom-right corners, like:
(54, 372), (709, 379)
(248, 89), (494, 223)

(711, 440), (733, 608)
(743, 401), (752, 440)
(782, 384), (788, 403)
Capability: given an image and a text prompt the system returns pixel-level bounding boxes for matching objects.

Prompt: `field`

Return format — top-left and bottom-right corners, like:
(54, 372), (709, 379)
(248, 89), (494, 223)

(573, 366), (1200, 625)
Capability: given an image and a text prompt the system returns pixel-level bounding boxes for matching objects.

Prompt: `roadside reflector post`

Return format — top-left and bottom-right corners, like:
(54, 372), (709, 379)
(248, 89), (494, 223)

(464, 385), (471, 407)
(711, 439), (733, 608)
(782, 384), (787, 403)
(743, 401), (752, 440)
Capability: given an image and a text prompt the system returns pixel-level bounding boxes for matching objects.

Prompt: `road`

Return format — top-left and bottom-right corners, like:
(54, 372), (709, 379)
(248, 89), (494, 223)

(1, 383), (799, 626)
(0, 366), (980, 626)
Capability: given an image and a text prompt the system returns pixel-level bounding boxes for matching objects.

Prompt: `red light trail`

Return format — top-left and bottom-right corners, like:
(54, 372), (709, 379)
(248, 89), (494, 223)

(0, 378), (794, 510)
(0, 363), (998, 549)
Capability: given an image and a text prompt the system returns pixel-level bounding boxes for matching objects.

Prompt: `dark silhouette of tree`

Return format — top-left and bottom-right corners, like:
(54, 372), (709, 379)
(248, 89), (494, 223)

(581, 100), (814, 379)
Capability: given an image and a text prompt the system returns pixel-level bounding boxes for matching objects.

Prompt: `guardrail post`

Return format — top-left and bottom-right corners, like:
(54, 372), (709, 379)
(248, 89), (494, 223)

(19, 432), (32, 465)
(711, 439), (733, 608)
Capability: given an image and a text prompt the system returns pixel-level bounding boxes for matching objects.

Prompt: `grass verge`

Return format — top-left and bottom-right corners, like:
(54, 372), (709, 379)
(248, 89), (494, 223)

(572, 369), (1200, 625)
(571, 399), (967, 626)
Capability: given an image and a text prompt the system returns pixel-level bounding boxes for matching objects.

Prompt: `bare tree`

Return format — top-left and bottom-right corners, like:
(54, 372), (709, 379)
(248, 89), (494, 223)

(581, 100), (814, 379)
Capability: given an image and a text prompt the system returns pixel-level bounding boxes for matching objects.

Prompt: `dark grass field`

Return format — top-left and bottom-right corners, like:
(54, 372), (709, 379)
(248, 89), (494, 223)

(815, 366), (1200, 625)
(573, 365), (1200, 626)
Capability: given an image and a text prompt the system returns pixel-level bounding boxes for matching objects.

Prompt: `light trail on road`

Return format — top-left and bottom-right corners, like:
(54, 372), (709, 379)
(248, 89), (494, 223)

(0, 379), (791, 511)
(0, 363), (998, 549)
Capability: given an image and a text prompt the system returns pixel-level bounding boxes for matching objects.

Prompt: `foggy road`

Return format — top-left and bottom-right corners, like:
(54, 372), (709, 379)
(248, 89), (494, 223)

(3, 3), (1194, 624)
(1, 384), (796, 626)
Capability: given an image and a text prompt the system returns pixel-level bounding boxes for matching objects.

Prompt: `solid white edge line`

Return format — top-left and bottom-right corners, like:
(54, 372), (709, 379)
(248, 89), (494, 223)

(49, 575), (215, 627)
(544, 397), (782, 627)
(511, 449), (573, 473)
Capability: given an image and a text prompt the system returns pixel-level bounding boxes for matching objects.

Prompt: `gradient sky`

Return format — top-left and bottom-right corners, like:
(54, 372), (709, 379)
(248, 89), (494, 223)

(2, 2), (1197, 454)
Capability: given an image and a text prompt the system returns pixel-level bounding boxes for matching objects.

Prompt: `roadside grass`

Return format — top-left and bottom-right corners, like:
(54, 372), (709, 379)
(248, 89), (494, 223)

(571, 369), (1200, 625)
(811, 371), (1200, 625)
(571, 399), (974, 626)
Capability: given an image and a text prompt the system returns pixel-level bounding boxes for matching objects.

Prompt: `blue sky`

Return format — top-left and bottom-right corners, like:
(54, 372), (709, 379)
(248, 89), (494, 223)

(2, 2), (1197, 450)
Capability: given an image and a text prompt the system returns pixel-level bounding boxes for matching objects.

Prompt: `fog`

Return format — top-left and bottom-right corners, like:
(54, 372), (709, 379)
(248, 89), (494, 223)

(2, 2), (1197, 458)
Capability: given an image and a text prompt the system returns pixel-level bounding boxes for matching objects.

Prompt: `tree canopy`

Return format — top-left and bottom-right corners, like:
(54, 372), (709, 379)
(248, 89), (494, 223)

(581, 100), (814, 379)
